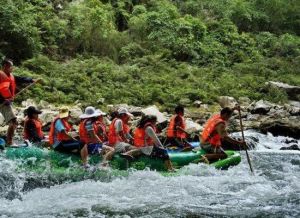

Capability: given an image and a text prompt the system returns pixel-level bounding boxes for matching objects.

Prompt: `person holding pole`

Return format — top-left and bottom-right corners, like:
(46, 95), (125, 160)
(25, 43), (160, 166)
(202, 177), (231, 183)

(200, 107), (247, 163)
(0, 58), (40, 146)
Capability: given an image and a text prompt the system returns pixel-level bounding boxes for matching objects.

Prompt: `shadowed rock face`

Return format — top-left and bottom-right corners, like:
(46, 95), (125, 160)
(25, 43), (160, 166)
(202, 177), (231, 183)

(267, 81), (300, 101)
(260, 119), (300, 139)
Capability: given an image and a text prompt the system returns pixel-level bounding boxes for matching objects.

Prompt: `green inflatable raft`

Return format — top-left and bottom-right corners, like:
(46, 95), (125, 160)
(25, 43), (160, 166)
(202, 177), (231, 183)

(4, 145), (241, 171)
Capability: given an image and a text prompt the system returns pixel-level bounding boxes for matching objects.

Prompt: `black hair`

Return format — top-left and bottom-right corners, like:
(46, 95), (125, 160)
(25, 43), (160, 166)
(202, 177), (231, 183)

(110, 111), (119, 121)
(2, 58), (13, 67)
(137, 115), (157, 128)
(175, 105), (184, 114)
(221, 107), (233, 116)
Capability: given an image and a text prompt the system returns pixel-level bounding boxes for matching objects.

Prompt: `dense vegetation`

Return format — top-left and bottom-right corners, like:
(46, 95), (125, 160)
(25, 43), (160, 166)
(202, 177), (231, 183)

(1, 0), (299, 109)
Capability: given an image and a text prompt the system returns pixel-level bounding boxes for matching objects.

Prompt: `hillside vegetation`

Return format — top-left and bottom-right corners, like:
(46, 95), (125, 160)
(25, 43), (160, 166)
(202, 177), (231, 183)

(1, 0), (299, 109)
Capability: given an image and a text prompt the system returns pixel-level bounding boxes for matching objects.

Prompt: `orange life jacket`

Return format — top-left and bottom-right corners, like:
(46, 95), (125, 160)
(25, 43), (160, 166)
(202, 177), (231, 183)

(49, 116), (72, 145)
(0, 71), (16, 99)
(95, 120), (107, 142)
(167, 115), (186, 139)
(79, 119), (99, 144)
(23, 117), (44, 140)
(201, 114), (226, 148)
(134, 122), (157, 147)
(108, 118), (130, 146)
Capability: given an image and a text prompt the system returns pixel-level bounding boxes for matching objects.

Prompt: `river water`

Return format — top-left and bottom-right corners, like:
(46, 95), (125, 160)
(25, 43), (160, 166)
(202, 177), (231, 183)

(0, 130), (299, 218)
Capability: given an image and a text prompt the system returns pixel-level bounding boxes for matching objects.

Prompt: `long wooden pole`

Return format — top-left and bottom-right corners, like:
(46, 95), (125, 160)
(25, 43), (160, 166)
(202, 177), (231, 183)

(238, 107), (254, 174)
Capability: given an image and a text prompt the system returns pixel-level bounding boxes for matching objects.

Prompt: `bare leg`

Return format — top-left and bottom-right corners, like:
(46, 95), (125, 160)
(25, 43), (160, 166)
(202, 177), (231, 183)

(6, 119), (17, 146)
(164, 160), (175, 171)
(122, 149), (142, 158)
(102, 145), (114, 163)
(80, 144), (88, 166)
(204, 153), (227, 163)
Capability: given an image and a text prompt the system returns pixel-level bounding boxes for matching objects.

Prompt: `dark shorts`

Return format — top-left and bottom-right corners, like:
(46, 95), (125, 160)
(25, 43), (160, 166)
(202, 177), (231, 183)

(201, 144), (224, 154)
(54, 140), (84, 154)
(167, 137), (188, 148)
(87, 143), (102, 155)
(150, 146), (169, 161)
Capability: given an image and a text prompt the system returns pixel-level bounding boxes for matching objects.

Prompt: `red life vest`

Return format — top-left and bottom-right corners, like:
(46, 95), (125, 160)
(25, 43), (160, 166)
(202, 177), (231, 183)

(201, 114), (226, 148)
(166, 115), (186, 139)
(134, 122), (156, 147)
(79, 119), (99, 144)
(0, 71), (16, 99)
(108, 118), (130, 146)
(49, 116), (72, 145)
(23, 117), (44, 140)
(95, 120), (107, 142)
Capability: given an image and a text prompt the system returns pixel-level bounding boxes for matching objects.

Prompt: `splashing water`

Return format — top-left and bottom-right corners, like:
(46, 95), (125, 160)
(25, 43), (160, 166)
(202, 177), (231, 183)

(0, 131), (299, 217)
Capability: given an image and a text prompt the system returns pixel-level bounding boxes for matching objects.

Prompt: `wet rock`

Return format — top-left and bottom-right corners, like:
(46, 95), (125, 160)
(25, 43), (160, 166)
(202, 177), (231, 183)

(193, 100), (202, 108)
(0, 114), (5, 126)
(259, 117), (300, 139)
(280, 144), (300, 151)
(251, 100), (274, 115)
(282, 139), (298, 144)
(218, 96), (237, 108)
(266, 81), (300, 101)
(141, 105), (167, 123)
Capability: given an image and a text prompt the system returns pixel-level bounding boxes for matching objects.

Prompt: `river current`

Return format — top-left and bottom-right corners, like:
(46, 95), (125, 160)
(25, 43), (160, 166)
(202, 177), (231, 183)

(0, 130), (299, 218)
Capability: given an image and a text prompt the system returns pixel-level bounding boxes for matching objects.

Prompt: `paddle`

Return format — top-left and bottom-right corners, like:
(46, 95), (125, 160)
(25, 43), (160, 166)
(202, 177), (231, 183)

(0, 78), (41, 107)
(237, 106), (254, 174)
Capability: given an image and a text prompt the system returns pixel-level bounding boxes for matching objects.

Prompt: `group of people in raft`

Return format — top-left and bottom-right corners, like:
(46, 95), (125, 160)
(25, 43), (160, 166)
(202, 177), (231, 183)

(0, 58), (247, 171)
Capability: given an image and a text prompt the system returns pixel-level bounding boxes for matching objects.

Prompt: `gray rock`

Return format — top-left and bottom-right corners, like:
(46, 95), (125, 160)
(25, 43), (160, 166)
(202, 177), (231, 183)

(238, 97), (251, 107)
(218, 96), (237, 108)
(251, 100), (274, 114)
(97, 98), (105, 104)
(39, 110), (58, 124)
(193, 100), (202, 108)
(141, 105), (167, 123)
(266, 81), (300, 101)
(185, 118), (203, 134)
(69, 106), (83, 124)
(21, 99), (37, 108)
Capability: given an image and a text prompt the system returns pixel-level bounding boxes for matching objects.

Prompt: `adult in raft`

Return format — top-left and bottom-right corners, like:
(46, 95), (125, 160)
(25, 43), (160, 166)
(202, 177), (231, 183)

(108, 107), (136, 153)
(200, 107), (246, 163)
(166, 105), (192, 149)
(23, 106), (44, 143)
(123, 115), (176, 172)
(0, 58), (39, 146)
(79, 106), (114, 168)
(49, 106), (84, 154)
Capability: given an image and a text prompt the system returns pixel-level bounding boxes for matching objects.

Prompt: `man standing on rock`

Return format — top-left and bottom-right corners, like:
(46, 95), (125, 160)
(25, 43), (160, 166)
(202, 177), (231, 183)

(200, 107), (247, 163)
(0, 58), (39, 146)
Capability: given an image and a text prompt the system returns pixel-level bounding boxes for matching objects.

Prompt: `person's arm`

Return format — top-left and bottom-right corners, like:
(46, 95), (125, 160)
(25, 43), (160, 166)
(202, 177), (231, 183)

(86, 121), (102, 143)
(216, 123), (246, 146)
(115, 120), (129, 143)
(26, 120), (42, 142)
(145, 126), (164, 148)
(55, 119), (76, 141)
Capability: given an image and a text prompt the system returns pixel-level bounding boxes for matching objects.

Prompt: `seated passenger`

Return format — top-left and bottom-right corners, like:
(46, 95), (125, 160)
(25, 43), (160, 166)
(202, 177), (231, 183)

(94, 109), (108, 143)
(108, 107), (136, 153)
(200, 107), (246, 163)
(79, 106), (114, 168)
(23, 106), (44, 143)
(123, 115), (175, 172)
(49, 106), (84, 154)
(166, 105), (192, 149)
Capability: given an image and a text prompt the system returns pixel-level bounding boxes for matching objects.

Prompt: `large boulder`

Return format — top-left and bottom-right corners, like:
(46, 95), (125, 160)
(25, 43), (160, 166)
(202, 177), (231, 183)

(238, 97), (251, 107)
(251, 100), (274, 114)
(218, 96), (237, 108)
(266, 81), (300, 101)
(39, 109), (58, 125)
(141, 105), (167, 124)
(259, 117), (300, 139)
(21, 99), (37, 108)
(185, 118), (203, 134)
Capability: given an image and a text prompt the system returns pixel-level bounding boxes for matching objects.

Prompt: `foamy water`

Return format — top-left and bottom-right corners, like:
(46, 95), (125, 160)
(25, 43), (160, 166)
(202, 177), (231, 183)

(0, 131), (299, 217)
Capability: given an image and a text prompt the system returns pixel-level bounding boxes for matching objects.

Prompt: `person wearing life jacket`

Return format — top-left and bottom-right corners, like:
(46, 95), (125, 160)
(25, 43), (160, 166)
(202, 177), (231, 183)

(23, 106), (44, 143)
(79, 106), (114, 168)
(123, 115), (176, 172)
(49, 106), (84, 154)
(166, 105), (192, 149)
(107, 107), (136, 153)
(0, 58), (39, 146)
(200, 107), (247, 163)
(94, 109), (108, 142)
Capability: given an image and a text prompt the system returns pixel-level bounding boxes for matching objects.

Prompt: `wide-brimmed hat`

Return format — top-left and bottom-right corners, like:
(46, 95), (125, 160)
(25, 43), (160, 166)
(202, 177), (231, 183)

(95, 109), (107, 116)
(117, 107), (133, 117)
(59, 106), (70, 119)
(80, 106), (101, 119)
(25, 106), (42, 116)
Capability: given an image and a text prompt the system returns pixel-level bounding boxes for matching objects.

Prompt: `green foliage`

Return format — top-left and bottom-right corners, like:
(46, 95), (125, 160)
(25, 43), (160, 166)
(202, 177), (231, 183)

(0, 0), (299, 107)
